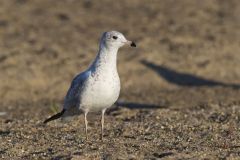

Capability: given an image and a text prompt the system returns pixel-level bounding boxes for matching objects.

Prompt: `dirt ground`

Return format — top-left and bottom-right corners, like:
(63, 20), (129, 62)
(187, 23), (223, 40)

(0, 0), (240, 159)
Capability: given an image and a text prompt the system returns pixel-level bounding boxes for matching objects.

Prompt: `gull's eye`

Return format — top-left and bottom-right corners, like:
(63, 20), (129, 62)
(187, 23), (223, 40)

(112, 36), (118, 40)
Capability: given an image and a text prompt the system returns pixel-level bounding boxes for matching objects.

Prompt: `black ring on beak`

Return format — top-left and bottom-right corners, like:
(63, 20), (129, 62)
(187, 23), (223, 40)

(131, 42), (137, 47)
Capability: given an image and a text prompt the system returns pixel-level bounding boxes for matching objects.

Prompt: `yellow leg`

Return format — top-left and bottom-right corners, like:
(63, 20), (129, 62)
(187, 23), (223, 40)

(101, 109), (106, 140)
(84, 112), (88, 140)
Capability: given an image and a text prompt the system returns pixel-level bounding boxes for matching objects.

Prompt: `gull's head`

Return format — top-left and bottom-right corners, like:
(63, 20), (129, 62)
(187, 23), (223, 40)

(100, 31), (136, 49)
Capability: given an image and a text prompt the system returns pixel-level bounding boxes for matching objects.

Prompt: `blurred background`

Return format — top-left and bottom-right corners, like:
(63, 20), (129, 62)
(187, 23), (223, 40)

(0, 0), (240, 107)
(0, 0), (240, 159)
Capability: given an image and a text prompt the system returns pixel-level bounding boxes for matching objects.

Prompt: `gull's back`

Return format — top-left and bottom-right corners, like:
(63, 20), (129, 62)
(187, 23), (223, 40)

(63, 70), (90, 110)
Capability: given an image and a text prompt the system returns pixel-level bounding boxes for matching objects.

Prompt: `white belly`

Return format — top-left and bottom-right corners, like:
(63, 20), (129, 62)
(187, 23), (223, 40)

(80, 72), (120, 112)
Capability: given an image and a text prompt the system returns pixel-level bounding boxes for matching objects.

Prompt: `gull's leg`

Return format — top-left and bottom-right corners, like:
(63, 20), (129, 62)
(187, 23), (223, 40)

(101, 109), (106, 140)
(84, 111), (88, 140)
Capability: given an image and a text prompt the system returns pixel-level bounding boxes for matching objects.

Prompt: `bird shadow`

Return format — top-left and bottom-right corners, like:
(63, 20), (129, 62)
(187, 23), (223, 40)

(106, 100), (167, 114)
(141, 60), (240, 89)
(115, 101), (166, 109)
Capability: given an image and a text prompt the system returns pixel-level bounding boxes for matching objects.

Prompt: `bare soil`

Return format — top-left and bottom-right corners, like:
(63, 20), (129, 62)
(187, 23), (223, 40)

(0, 0), (240, 159)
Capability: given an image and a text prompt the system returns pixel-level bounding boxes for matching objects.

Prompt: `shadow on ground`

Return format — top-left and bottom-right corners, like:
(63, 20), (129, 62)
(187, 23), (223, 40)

(141, 60), (240, 89)
(115, 101), (166, 109)
(106, 100), (167, 115)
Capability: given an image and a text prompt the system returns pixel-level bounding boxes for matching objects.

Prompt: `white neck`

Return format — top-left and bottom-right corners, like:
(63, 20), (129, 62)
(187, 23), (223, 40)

(90, 45), (119, 72)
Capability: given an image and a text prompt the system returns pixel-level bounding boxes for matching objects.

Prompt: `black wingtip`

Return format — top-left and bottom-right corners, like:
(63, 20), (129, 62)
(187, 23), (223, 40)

(44, 109), (66, 124)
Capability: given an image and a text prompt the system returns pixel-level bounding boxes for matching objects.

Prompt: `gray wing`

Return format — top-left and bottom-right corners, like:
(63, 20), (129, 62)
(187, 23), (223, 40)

(63, 71), (90, 110)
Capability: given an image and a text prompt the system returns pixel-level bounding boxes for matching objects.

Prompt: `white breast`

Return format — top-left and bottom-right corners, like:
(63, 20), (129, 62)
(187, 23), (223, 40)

(79, 69), (120, 112)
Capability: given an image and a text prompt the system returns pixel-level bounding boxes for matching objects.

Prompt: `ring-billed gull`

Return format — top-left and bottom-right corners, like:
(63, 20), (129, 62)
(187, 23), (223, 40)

(44, 31), (136, 140)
